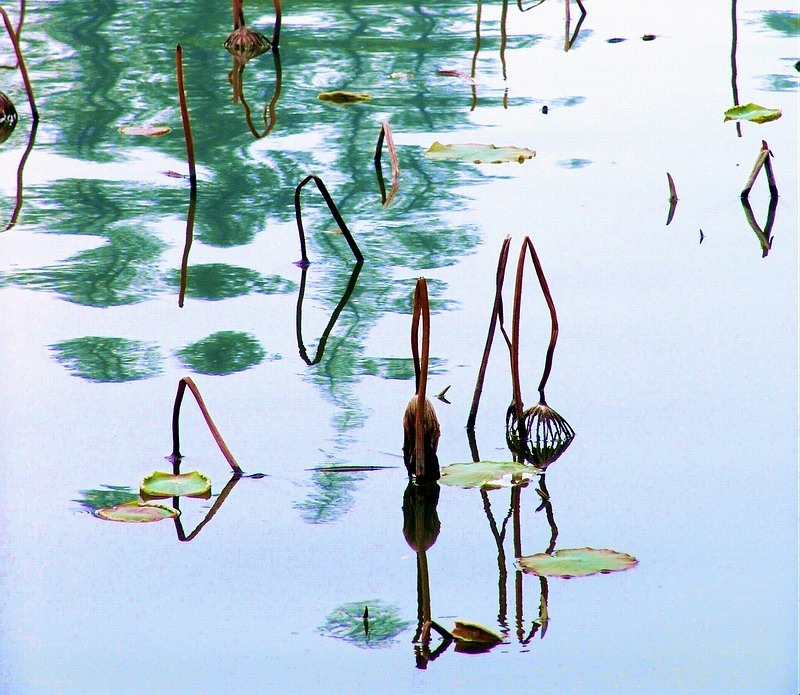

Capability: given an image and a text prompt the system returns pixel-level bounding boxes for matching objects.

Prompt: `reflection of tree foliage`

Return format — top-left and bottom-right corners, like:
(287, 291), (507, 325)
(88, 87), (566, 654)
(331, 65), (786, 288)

(762, 11), (800, 36)
(294, 467), (366, 524)
(321, 600), (411, 649)
(163, 263), (296, 301)
(14, 229), (165, 307)
(176, 331), (273, 376)
(51, 336), (162, 382)
(357, 357), (445, 381)
(73, 485), (139, 512)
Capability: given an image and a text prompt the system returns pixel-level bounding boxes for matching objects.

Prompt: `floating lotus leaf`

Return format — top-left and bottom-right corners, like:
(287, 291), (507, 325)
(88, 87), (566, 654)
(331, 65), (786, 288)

(424, 142), (535, 164)
(451, 620), (503, 644)
(118, 125), (172, 136)
(318, 91), (371, 104)
(723, 103), (782, 124)
(440, 461), (536, 490)
(96, 501), (179, 523)
(140, 471), (211, 499)
(518, 547), (638, 578)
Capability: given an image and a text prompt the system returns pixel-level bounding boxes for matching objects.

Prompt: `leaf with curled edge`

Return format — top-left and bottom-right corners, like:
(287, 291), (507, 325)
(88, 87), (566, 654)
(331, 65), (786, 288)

(424, 142), (535, 164)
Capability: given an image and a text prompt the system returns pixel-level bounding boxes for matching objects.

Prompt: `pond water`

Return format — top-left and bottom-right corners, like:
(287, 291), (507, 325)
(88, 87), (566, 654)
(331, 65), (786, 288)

(0, 1), (797, 693)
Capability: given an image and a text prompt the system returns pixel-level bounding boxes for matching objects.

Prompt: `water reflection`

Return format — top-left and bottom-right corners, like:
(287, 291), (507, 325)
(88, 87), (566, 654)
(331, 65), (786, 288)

(176, 330), (275, 376)
(741, 194), (778, 257)
(51, 336), (162, 382)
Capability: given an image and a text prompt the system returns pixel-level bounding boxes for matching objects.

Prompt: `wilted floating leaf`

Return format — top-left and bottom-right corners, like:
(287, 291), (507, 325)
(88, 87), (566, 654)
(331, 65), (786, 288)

(424, 142), (535, 164)
(96, 501), (179, 523)
(519, 547), (638, 578)
(723, 103), (782, 124)
(318, 91), (371, 104)
(451, 620), (504, 645)
(440, 461), (536, 490)
(140, 470), (211, 499)
(118, 125), (171, 137)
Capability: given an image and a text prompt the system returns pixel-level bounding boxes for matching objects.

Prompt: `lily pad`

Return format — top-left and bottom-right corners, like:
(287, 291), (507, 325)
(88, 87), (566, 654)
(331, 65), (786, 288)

(723, 103), (782, 124)
(440, 461), (536, 490)
(140, 470), (211, 499)
(518, 547), (638, 578)
(318, 91), (371, 104)
(118, 125), (171, 137)
(424, 142), (535, 164)
(96, 501), (179, 523)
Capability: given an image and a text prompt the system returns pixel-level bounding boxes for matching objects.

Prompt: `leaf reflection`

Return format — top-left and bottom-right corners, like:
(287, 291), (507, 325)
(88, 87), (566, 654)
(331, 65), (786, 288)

(51, 336), (162, 382)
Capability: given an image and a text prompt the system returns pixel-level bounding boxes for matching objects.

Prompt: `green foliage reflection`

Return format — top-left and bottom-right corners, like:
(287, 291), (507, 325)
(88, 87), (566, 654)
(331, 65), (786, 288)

(176, 331), (274, 375)
(164, 263), (296, 301)
(51, 336), (162, 382)
(321, 600), (411, 649)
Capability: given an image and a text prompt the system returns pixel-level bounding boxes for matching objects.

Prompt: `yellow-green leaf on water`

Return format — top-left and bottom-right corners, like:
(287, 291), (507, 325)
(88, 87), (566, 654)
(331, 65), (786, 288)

(440, 461), (535, 490)
(96, 500), (179, 522)
(518, 547), (638, 578)
(424, 142), (535, 164)
(451, 620), (503, 644)
(318, 91), (372, 104)
(118, 125), (172, 136)
(140, 470), (211, 499)
(723, 103), (782, 124)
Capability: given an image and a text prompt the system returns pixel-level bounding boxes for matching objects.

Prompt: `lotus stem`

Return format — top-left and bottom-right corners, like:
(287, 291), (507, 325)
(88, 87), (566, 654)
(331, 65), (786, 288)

(667, 172), (678, 202)
(271, 0), (282, 49)
(467, 236), (512, 430)
(374, 120), (400, 186)
(294, 174), (363, 265)
(0, 6), (37, 120)
(178, 188), (197, 307)
(172, 376), (242, 474)
(415, 278), (431, 479)
(741, 140), (778, 200)
(175, 44), (197, 188)
(4, 117), (36, 231)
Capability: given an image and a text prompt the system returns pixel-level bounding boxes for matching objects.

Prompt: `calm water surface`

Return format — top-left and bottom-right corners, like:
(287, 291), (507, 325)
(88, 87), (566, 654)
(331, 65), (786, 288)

(0, 1), (797, 693)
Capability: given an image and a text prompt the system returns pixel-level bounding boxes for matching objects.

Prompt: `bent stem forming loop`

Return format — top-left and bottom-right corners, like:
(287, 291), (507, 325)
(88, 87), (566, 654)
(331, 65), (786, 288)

(172, 376), (242, 474)
(467, 235), (512, 430)
(412, 278), (432, 478)
(374, 120), (400, 205)
(294, 174), (363, 265)
(741, 140), (778, 200)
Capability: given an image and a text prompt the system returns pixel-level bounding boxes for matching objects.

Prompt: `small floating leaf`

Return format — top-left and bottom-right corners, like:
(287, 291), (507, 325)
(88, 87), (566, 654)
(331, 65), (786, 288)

(318, 91), (371, 104)
(96, 501), (179, 523)
(519, 547), (638, 578)
(424, 142), (535, 164)
(440, 461), (536, 490)
(451, 620), (504, 645)
(724, 103), (782, 124)
(140, 470), (211, 499)
(118, 125), (171, 137)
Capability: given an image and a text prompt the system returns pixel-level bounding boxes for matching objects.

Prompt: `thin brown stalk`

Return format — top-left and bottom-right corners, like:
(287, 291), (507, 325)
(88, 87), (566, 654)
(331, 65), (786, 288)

(467, 236), (512, 430)
(4, 117), (36, 231)
(271, 0), (282, 49)
(172, 376), (242, 474)
(178, 189), (197, 307)
(374, 120), (400, 186)
(175, 44), (197, 187)
(0, 6), (37, 120)
(294, 174), (363, 265)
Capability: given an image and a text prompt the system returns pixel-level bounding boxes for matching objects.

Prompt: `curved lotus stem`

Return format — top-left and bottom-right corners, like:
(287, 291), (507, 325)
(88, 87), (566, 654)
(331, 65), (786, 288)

(175, 45), (196, 188)
(0, 6), (37, 120)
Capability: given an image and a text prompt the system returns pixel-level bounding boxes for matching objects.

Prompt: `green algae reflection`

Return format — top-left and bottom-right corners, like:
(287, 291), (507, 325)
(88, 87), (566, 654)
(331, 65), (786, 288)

(176, 331), (275, 376)
(164, 263), (297, 301)
(51, 336), (162, 382)
(321, 600), (411, 649)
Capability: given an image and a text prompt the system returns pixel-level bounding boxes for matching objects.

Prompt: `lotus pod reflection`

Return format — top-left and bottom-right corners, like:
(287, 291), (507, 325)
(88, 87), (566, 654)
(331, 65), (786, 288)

(506, 401), (574, 469)
(402, 481), (441, 552)
(0, 91), (17, 144)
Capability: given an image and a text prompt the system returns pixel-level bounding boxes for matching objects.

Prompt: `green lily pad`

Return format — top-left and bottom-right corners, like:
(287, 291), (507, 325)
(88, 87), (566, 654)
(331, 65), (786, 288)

(140, 470), (211, 499)
(440, 461), (536, 490)
(518, 547), (638, 578)
(424, 142), (535, 164)
(318, 91), (371, 104)
(96, 501), (179, 523)
(723, 103), (782, 124)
